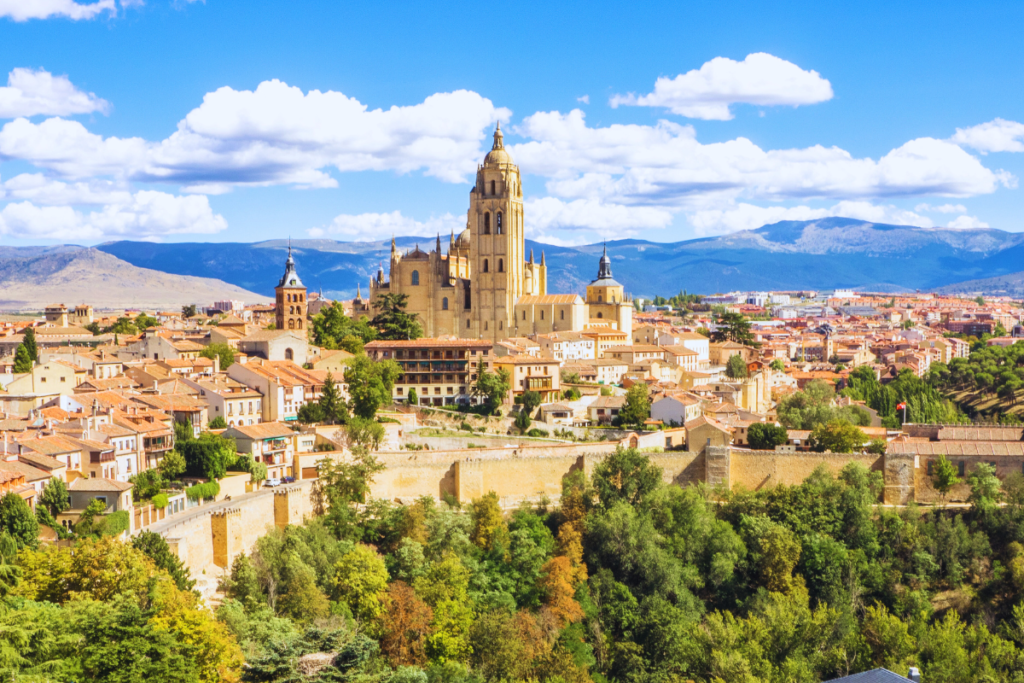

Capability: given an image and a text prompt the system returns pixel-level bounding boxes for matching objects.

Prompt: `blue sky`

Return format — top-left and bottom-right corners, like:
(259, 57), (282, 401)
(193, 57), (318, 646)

(1, 0), (1024, 247)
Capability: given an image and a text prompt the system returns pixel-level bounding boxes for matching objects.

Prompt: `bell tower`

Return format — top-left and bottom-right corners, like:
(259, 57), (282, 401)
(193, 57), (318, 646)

(469, 123), (524, 342)
(275, 241), (307, 333)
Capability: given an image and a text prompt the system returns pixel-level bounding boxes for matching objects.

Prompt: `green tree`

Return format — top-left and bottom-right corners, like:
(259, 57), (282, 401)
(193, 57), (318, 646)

(332, 544), (390, 622)
(967, 462), (1001, 519)
(371, 293), (424, 341)
(932, 454), (962, 503)
(726, 354), (748, 379)
(346, 416), (386, 451)
(711, 311), (759, 347)
(472, 359), (511, 415)
(159, 449), (187, 479)
(514, 408), (532, 434)
(182, 304), (198, 318)
(13, 344), (32, 373)
(407, 387), (418, 406)
(131, 530), (196, 592)
(296, 401), (325, 423)
(318, 448), (385, 539)
(22, 326), (38, 362)
(520, 390), (542, 413)
(770, 358), (785, 372)
(747, 422), (789, 450)
(414, 553), (474, 663)
(39, 477), (70, 516)
(135, 313), (158, 330)
(209, 416), (228, 429)
(778, 379), (839, 430)
(106, 316), (138, 335)
(345, 356), (401, 419)
(200, 342), (236, 369)
(319, 371), (349, 424)
(179, 432), (236, 481)
(470, 491), (506, 551)
(808, 420), (867, 453)
(311, 301), (378, 349)
(620, 382), (651, 428)
(0, 492), (38, 549)
(592, 447), (662, 510)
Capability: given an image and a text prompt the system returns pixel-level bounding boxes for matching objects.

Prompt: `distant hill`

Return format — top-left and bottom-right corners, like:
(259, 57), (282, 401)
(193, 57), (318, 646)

(0, 246), (270, 311)
(84, 217), (1024, 298)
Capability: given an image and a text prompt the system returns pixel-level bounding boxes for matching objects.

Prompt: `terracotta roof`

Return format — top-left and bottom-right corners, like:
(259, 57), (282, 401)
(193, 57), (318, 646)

(17, 434), (83, 456)
(17, 451), (65, 471)
(888, 441), (1024, 456)
(516, 294), (583, 305)
(685, 414), (732, 433)
(0, 461), (50, 482)
(660, 345), (699, 356)
(366, 338), (493, 349)
(605, 345), (664, 353)
(494, 356), (560, 365)
(226, 421), (295, 440)
(241, 330), (304, 343)
(590, 396), (626, 409)
(69, 477), (133, 492)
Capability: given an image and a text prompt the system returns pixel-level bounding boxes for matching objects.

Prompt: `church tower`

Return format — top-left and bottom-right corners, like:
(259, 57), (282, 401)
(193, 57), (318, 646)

(275, 243), (307, 333)
(469, 123), (525, 342)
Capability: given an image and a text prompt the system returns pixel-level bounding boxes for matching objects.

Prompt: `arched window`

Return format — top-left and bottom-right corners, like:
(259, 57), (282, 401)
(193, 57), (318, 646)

(490, 180), (496, 195)
(483, 259), (489, 273)
(498, 259), (504, 272)
(288, 319), (295, 329)
(598, 295), (603, 303)
(442, 297), (449, 310)
(297, 319), (303, 329)
(597, 312), (603, 319)
(466, 319), (471, 328)
(411, 270), (420, 286)
(285, 348), (294, 361)
(496, 212), (503, 234)
(483, 213), (490, 234)
(300, 294), (304, 302)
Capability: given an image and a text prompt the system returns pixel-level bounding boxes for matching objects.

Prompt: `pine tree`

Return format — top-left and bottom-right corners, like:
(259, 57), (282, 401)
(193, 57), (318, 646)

(319, 372), (348, 424)
(22, 327), (38, 362)
(13, 344), (32, 373)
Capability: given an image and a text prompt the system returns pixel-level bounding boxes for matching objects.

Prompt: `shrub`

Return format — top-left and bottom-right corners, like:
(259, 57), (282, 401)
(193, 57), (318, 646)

(186, 481), (221, 501)
(526, 428), (549, 438)
(151, 493), (169, 509)
(96, 510), (131, 537)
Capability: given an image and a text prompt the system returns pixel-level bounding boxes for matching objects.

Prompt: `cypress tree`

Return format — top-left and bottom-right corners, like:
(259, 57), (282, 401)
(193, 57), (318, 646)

(13, 345), (32, 373)
(22, 327), (38, 362)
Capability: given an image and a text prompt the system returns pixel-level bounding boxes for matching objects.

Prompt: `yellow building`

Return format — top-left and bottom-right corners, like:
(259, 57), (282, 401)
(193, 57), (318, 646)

(370, 124), (633, 342)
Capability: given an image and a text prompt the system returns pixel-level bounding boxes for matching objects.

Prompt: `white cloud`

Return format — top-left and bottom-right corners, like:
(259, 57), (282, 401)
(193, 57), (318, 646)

(0, 191), (226, 239)
(576, 95), (589, 104)
(0, 0), (115, 21)
(610, 53), (833, 120)
(914, 203), (967, 214)
(946, 215), (990, 229)
(311, 210), (463, 239)
(526, 197), (675, 240)
(512, 110), (1010, 208)
(0, 80), (510, 189)
(951, 118), (1024, 154)
(0, 173), (132, 204)
(0, 68), (110, 119)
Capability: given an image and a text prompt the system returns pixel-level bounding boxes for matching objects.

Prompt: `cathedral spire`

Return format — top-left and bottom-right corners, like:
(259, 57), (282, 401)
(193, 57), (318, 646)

(436, 232), (441, 254)
(492, 121), (504, 150)
(597, 242), (613, 280)
(529, 248), (534, 264)
(541, 250), (546, 266)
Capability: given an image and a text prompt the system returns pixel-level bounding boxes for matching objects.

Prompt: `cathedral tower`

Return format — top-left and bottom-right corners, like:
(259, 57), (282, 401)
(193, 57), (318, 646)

(275, 243), (307, 332)
(469, 123), (526, 342)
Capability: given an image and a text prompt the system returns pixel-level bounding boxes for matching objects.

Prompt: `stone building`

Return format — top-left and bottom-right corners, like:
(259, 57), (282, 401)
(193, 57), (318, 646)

(370, 123), (632, 342)
(275, 243), (307, 333)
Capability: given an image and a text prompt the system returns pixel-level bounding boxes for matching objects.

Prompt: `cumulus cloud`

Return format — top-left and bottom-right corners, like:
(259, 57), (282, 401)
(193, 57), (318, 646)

(946, 215), (990, 229)
(526, 197), (675, 238)
(951, 118), (1024, 154)
(512, 110), (1011, 209)
(0, 80), (509, 189)
(0, 173), (132, 204)
(0, 191), (227, 240)
(915, 203), (967, 214)
(0, 68), (110, 119)
(610, 53), (833, 120)
(0, 0), (115, 21)
(310, 210), (463, 239)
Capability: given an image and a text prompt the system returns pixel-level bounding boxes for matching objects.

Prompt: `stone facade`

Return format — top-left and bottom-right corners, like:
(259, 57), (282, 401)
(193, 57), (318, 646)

(275, 244), (307, 333)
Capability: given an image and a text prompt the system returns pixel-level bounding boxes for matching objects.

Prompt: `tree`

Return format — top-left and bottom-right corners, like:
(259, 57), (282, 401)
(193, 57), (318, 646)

(332, 544), (391, 622)
(514, 408), (532, 434)
(345, 356), (401, 419)
(182, 304), (198, 318)
(131, 530), (196, 592)
(521, 390), (542, 413)
(39, 477), (70, 516)
(209, 416), (228, 429)
(592, 447), (662, 510)
(296, 401), (325, 424)
(726, 354), (748, 379)
(808, 420), (867, 453)
(0, 492), (38, 549)
(319, 371), (349, 424)
(200, 342), (236, 369)
(747, 422), (788, 450)
(179, 432), (236, 481)
(346, 416), (386, 451)
(371, 293), (423, 341)
(620, 383), (651, 428)
(538, 556), (584, 628)
(967, 462), (1001, 518)
(710, 311), (758, 347)
(106, 316), (138, 335)
(770, 359), (785, 372)
(318, 449), (385, 539)
(777, 380), (839, 430)
(380, 581), (433, 666)
(311, 301), (378, 349)
(13, 344), (32, 373)
(472, 359), (511, 415)
(135, 313), (158, 330)
(413, 553), (474, 663)
(159, 449), (187, 479)
(470, 491), (506, 551)
(22, 326), (38, 362)
(932, 454), (961, 503)
(407, 387), (418, 406)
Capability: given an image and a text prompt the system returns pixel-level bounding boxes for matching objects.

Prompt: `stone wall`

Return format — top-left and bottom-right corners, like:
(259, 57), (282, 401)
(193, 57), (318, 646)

(729, 449), (882, 491)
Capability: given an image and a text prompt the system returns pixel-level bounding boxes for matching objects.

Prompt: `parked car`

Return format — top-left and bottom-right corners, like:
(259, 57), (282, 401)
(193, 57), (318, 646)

(265, 478), (282, 487)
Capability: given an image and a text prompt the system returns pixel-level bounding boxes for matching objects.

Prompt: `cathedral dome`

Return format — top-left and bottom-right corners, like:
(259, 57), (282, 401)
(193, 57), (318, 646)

(455, 228), (471, 248)
(483, 122), (514, 166)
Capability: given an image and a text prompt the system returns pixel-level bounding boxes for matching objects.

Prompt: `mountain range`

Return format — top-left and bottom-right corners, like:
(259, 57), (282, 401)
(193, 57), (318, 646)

(0, 246), (270, 311)
(89, 217), (1024, 300)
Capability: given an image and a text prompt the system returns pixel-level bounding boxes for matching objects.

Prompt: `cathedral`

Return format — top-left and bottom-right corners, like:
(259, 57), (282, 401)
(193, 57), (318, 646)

(369, 123), (632, 342)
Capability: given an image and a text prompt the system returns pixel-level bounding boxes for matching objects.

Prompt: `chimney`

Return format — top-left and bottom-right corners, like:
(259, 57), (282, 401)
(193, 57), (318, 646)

(908, 667), (921, 683)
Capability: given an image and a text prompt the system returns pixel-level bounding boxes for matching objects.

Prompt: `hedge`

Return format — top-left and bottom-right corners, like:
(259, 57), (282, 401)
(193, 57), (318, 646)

(151, 493), (169, 509)
(185, 481), (220, 501)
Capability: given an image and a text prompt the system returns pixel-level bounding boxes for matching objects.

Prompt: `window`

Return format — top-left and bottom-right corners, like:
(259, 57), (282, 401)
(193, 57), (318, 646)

(466, 319), (471, 329)
(285, 348), (294, 361)
(523, 311), (527, 320)
(599, 295), (603, 303)
(288, 319), (295, 329)
(597, 312), (603, 318)
(411, 270), (420, 286)
(490, 180), (496, 195)
(297, 319), (303, 329)
(958, 461), (965, 476)
(541, 311), (545, 320)
(483, 213), (491, 234)
(496, 212), (503, 234)
(498, 258), (504, 272)
(442, 297), (449, 310)
(483, 259), (489, 273)
(560, 310), (564, 320)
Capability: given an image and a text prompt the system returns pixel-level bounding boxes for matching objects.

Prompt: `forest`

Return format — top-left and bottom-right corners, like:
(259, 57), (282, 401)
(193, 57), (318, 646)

(5, 445), (1024, 682)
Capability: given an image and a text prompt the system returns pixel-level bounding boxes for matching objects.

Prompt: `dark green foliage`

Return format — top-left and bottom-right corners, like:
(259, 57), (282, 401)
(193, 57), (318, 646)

(371, 292), (424, 341)
(747, 422), (789, 450)
(0, 491), (38, 549)
(472, 359), (511, 415)
(710, 311), (759, 347)
(186, 481), (221, 501)
(620, 383), (650, 428)
(13, 344), (32, 373)
(132, 530), (197, 592)
(319, 372), (349, 423)
(726, 353), (748, 379)
(178, 431), (236, 480)
(39, 476), (70, 515)
(520, 390), (542, 413)
(209, 415), (228, 429)
(345, 356), (401, 420)
(311, 301), (378, 350)
(200, 342), (236, 369)
(514, 409), (531, 434)
(22, 326), (38, 362)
